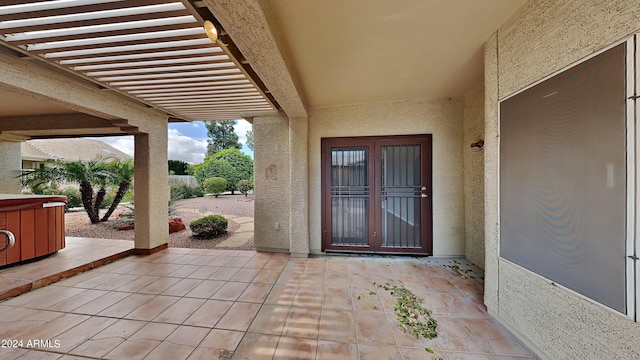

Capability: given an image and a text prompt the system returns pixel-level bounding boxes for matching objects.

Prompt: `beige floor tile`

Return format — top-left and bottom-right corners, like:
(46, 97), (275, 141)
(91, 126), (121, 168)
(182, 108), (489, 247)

(47, 289), (108, 313)
(252, 269), (281, 284)
(161, 278), (203, 296)
(231, 268), (261, 282)
(231, 332), (279, 360)
(207, 256), (235, 267)
(18, 313), (89, 343)
(69, 319), (145, 358)
(98, 293), (155, 318)
(145, 342), (195, 360)
(357, 344), (402, 360)
(351, 289), (384, 312)
(198, 328), (244, 351)
(187, 265), (222, 279)
(115, 276), (161, 293)
(54, 316), (118, 353)
(211, 281), (248, 301)
(282, 306), (321, 339)
(153, 297), (206, 324)
(249, 304), (290, 335)
(225, 256), (251, 268)
(183, 299), (233, 327)
(316, 340), (357, 360)
(185, 279), (226, 299)
(244, 257), (270, 269)
(166, 325), (210, 347)
(438, 350), (493, 360)
(104, 338), (160, 360)
(168, 264), (201, 278)
(209, 267), (241, 281)
(129, 322), (178, 341)
(318, 309), (356, 342)
(92, 274), (140, 291)
(264, 285), (297, 306)
(124, 295), (179, 321)
(188, 347), (234, 360)
(72, 291), (130, 315)
(215, 302), (261, 331)
(460, 318), (534, 357)
(23, 287), (87, 310)
(137, 277), (181, 294)
(293, 289), (324, 309)
(322, 288), (352, 310)
(237, 282), (272, 303)
(7, 350), (62, 359)
(353, 311), (396, 346)
(273, 336), (317, 359)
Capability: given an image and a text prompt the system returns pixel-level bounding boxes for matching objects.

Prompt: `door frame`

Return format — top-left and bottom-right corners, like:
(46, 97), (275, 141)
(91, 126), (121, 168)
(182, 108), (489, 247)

(321, 134), (433, 255)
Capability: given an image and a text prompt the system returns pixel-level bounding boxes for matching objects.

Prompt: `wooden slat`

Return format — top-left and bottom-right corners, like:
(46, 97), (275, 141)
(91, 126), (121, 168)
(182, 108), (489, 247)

(34, 208), (48, 257)
(1, 9), (190, 33)
(108, 74), (245, 86)
(48, 206), (55, 253)
(44, 40), (213, 61)
(29, 32), (207, 55)
(6, 211), (20, 263)
(95, 66), (238, 80)
(7, 21), (198, 46)
(20, 209), (35, 260)
(0, 0), (178, 22)
(60, 48), (223, 66)
(72, 55), (229, 71)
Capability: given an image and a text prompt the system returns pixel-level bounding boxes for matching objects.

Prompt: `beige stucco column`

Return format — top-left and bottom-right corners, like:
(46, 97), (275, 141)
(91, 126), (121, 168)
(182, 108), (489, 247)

(252, 114), (291, 252)
(288, 117), (309, 257)
(133, 124), (169, 253)
(0, 140), (22, 194)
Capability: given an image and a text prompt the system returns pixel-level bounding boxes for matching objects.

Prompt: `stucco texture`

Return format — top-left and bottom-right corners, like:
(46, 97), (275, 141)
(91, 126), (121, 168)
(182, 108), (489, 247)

(485, 1), (640, 359)
(463, 84), (485, 269)
(253, 114), (291, 252)
(0, 141), (21, 194)
(308, 99), (465, 255)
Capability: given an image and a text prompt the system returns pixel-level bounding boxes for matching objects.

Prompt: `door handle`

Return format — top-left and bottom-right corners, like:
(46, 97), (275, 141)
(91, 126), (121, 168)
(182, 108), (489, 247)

(421, 186), (428, 198)
(0, 230), (15, 253)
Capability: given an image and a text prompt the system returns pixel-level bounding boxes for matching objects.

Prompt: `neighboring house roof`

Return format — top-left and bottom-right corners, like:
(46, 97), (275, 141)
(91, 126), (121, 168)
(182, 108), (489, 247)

(21, 139), (130, 162)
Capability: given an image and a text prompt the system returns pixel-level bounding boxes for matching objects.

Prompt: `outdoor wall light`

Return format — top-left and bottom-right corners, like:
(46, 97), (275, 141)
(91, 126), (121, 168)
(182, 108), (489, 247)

(470, 140), (484, 149)
(204, 20), (219, 42)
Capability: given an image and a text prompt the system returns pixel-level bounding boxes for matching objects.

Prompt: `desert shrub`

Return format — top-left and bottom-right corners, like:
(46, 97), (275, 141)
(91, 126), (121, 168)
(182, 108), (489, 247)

(60, 188), (82, 209)
(203, 177), (227, 197)
(193, 148), (253, 194)
(190, 214), (228, 238)
(100, 192), (114, 209)
(237, 179), (251, 197)
(170, 182), (203, 202)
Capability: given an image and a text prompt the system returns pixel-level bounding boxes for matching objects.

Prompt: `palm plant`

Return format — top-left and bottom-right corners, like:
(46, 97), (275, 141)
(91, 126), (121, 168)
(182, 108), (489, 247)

(100, 159), (134, 222)
(20, 158), (111, 224)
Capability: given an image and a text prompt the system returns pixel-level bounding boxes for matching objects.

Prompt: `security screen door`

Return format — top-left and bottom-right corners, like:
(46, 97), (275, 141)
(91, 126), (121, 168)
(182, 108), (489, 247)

(321, 135), (432, 254)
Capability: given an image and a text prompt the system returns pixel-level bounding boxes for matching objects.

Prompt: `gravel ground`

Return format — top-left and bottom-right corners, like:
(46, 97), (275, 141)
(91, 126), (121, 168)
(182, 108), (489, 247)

(64, 194), (255, 250)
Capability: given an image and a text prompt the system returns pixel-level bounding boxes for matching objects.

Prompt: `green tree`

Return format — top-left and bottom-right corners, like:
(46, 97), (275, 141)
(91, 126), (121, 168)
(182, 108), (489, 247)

(20, 158), (111, 224)
(101, 158), (134, 222)
(206, 120), (241, 156)
(168, 160), (189, 175)
(193, 148), (253, 195)
(203, 177), (227, 197)
(245, 127), (254, 151)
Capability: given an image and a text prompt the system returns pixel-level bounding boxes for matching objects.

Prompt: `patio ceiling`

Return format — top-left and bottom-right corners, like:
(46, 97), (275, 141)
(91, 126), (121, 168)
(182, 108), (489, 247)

(0, 0), (276, 122)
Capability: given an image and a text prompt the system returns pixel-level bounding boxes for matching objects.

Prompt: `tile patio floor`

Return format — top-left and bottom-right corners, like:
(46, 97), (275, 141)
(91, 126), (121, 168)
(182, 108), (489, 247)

(0, 242), (538, 360)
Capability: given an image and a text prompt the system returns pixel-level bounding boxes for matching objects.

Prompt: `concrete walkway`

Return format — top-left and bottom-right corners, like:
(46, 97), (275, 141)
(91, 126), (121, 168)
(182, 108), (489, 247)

(216, 215), (254, 249)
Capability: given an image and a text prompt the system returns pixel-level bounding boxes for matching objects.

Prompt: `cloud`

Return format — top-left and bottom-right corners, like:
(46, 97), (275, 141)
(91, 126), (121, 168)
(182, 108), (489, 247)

(167, 128), (207, 163)
(95, 128), (207, 164)
(97, 136), (134, 156)
(234, 119), (252, 144)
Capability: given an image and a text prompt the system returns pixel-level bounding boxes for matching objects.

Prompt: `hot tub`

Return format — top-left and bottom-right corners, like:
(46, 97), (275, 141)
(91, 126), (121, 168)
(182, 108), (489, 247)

(0, 194), (66, 267)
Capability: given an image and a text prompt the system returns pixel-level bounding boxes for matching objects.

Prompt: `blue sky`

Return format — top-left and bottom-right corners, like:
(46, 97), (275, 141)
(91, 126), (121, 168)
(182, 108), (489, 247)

(97, 119), (253, 164)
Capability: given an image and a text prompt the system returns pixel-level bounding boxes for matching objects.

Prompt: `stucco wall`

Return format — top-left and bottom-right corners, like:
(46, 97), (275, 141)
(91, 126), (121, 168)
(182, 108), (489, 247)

(308, 99), (465, 255)
(485, 1), (640, 359)
(0, 141), (21, 194)
(253, 114), (291, 252)
(463, 85), (485, 269)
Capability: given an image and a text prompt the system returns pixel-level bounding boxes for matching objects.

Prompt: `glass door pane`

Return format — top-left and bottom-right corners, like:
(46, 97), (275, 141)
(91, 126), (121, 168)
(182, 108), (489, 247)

(380, 144), (422, 248)
(330, 146), (369, 246)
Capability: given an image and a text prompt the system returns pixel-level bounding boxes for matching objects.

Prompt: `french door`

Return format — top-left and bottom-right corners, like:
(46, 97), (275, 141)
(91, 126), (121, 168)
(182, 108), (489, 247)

(321, 135), (432, 254)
